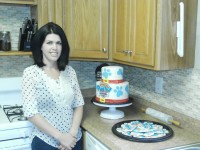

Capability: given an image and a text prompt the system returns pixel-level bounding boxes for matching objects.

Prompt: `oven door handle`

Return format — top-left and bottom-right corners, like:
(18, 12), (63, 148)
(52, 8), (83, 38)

(19, 128), (32, 139)
(19, 130), (27, 138)
(0, 138), (31, 150)
(1, 144), (31, 150)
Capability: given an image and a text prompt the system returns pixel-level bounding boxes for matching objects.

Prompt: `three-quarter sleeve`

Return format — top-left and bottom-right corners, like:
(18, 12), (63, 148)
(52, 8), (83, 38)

(22, 68), (39, 117)
(69, 67), (85, 108)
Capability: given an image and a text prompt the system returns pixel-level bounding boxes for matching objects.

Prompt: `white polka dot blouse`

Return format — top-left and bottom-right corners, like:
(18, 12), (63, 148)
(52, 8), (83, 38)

(22, 65), (85, 147)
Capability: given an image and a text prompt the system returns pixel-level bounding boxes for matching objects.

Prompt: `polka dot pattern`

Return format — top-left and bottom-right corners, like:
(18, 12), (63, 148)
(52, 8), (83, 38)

(22, 65), (84, 147)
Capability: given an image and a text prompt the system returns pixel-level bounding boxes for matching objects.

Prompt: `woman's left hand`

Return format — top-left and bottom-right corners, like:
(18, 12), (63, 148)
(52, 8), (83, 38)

(57, 132), (77, 150)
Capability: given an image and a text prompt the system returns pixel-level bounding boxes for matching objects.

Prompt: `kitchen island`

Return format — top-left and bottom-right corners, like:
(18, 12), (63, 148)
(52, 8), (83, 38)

(81, 89), (200, 150)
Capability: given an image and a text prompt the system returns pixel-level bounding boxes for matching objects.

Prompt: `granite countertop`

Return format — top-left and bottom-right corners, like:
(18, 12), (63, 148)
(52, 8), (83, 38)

(81, 90), (200, 150)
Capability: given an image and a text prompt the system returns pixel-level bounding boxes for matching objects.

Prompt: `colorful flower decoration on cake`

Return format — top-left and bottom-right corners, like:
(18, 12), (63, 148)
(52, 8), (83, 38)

(125, 85), (129, 94)
(117, 68), (123, 76)
(102, 68), (112, 79)
(114, 86), (123, 97)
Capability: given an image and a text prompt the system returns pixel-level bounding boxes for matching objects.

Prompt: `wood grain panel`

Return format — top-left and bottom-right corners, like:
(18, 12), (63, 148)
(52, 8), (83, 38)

(0, 51), (31, 56)
(111, 0), (132, 62)
(37, 0), (62, 28)
(0, 0), (37, 5)
(111, 0), (156, 66)
(63, 0), (109, 59)
(73, 1), (101, 50)
(156, 0), (198, 70)
(130, 0), (156, 66)
(115, 0), (130, 52)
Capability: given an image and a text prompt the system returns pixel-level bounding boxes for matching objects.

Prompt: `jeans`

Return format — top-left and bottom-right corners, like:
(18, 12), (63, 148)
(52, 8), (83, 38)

(31, 136), (83, 150)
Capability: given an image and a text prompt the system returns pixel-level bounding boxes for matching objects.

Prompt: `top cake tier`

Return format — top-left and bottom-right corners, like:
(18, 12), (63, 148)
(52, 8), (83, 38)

(101, 66), (124, 83)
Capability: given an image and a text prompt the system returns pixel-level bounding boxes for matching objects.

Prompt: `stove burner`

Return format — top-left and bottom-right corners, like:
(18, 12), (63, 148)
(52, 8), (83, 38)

(13, 108), (23, 114)
(3, 105), (27, 122)
(18, 116), (27, 121)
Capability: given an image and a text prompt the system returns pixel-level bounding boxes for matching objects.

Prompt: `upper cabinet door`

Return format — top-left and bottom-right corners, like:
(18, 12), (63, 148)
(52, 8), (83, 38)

(63, 0), (109, 59)
(156, 0), (198, 70)
(37, 0), (63, 28)
(111, 0), (156, 67)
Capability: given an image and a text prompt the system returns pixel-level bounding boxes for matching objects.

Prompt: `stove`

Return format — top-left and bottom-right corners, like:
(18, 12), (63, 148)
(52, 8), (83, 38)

(3, 105), (27, 122)
(0, 77), (33, 150)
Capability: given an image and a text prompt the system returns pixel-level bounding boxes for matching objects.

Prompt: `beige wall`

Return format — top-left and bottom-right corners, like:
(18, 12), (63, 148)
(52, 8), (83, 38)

(195, 1), (200, 68)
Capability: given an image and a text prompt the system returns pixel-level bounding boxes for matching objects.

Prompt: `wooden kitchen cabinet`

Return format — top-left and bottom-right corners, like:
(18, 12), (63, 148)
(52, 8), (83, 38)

(62, 0), (109, 59)
(110, 0), (198, 70)
(110, 0), (156, 67)
(0, 0), (37, 5)
(37, 0), (63, 28)
(1, 0), (198, 70)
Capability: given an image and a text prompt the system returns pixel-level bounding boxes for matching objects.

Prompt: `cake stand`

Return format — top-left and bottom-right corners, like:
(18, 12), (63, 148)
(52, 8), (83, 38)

(93, 101), (132, 120)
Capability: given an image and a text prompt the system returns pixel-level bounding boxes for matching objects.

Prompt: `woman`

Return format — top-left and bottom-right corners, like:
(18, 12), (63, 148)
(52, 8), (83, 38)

(22, 22), (84, 150)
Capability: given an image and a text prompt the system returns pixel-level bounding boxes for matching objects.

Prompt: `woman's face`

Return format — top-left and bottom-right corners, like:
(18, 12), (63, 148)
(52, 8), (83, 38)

(41, 33), (62, 65)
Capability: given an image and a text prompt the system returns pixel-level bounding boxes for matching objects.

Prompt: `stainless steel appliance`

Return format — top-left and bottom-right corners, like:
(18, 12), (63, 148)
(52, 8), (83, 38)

(0, 31), (11, 51)
(0, 77), (33, 150)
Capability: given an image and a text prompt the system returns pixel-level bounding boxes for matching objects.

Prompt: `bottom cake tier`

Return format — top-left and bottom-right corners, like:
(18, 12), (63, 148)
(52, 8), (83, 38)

(96, 81), (129, 104)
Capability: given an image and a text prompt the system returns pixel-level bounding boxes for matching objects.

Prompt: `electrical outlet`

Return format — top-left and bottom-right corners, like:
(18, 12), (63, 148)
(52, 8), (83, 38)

(155, 77), (163, 94)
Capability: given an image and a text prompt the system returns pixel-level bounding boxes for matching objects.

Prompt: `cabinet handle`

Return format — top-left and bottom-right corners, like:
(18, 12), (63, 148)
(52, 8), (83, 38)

(127, 50), (132, 55)
(123, 50), (128, 54)
(123, 50), (132, 55)
(102, 48), (107, 53)
(176, 2), (184, 57)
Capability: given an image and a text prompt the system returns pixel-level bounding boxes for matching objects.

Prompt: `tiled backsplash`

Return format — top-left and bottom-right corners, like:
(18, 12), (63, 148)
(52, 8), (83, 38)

(1, 4), (200, 122)
(1, 56), (200, 121)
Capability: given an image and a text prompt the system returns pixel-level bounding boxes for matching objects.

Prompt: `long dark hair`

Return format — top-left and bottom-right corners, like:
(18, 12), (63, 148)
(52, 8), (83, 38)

(31, 22), (70, 71)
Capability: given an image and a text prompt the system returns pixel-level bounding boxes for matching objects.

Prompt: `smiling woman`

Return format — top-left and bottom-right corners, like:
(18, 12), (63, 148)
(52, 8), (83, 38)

(30, 22), (70, 71)
(22, 22), (85, 150)
(40, 33), (63, 80)
(41, 34), (62, 64)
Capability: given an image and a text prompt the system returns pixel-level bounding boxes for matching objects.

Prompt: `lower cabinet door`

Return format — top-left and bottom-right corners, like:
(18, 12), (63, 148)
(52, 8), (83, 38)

(83, 131), (109, 150)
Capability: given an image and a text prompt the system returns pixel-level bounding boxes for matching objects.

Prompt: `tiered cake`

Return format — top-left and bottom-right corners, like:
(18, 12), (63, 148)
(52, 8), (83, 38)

(96, 66), (129, 104)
